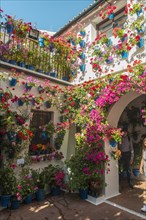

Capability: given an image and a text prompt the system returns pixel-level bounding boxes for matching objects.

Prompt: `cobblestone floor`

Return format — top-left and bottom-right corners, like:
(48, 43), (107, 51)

(0, 179), (146, 220)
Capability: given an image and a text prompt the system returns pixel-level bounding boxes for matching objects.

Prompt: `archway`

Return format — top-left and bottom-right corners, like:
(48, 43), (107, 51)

(104, 91), (144, 199)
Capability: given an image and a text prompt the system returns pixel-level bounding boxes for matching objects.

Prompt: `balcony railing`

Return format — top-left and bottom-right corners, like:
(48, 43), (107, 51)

(0, 25), (77, 82)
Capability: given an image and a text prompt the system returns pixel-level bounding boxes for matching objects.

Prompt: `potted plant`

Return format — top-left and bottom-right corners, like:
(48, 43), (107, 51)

(31, 168), (47, 201)
(45, 164), (65, 196)
(0, 165), (17, 207)
(128, 2), (143, 16)
(130, 16), (144, 33)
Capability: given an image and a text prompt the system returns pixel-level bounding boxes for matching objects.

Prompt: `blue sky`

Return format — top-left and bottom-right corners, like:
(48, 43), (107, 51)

(1, 0), (94, 33)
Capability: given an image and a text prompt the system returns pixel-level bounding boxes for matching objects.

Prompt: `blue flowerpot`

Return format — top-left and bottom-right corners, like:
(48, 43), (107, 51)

(108, 13), (114, 19)
(109, 139), (117, 148)
(80, 52), (86, 59)
(25, 83), (32, 91)
(105, 59), (113, 64)
(17, 62), (25, 67)
(18, 99), (24, 106)
(36, 189), (45, 202)
(26, 65), (34, 70)
(136, 8), (142, 16)
(9, 78), (17, 86)
(79, 189), (88, 200)
(121, 51), (128, 59)
(121, 36), (127, 42)
(62, 76), (69, 81)
(9, 60), (17, 65)
(38, 38), (45, 47)
(51, 186), (61, 196)
(11, 200), (20, 209)
(37, 69), (43, 73)
(80, 31), (86, 37)
(24, 194), (32, 204)
(6, 24), (14, 34)
(80, 64), (86, 72)
(50, 72), (58, 78)
(41, 131), (48, 140)
(79, 40), (86, 48)
(137, 38), (144, 48)
(45, 101), (51, 108)
(137, 26), (144, 34)
(106, 39), (112, 47)
(1, 195), (11, 207)
(132, 169), (140, 177)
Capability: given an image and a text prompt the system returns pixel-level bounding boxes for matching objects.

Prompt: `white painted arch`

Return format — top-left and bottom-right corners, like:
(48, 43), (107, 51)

(104, 91), (142, 199)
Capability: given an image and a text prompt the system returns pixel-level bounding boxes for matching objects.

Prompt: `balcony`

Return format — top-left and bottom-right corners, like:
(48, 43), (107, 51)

(0, 23), (79, 82)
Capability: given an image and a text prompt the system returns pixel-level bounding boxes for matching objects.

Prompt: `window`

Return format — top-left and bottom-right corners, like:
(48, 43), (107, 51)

(97, 9), (127, 37)
(29, 110), (54, 155)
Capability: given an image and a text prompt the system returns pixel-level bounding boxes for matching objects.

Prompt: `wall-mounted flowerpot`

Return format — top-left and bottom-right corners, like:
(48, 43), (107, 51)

(105, 59), (113, 64)
(137, 27), (144, 34)
(18, 99), (24, 106)
(109, 139), (118, 148)
(108, 13), (114, 19)
(136, 8), (142, 17)
(137, 38), (144, 48)
(79, 189), (88, 200)
(17, 62), (25, 67)
(50, 72), (58, 78)
(9, 60), (17, 65)
(9, 78), (17, 86)
(6, 24), (14, 34)
(79, 40), (86, 48)
(80, 31), (86, 37)
(121, 36), (127, 42)
(45, 101), (51, 108)
(106, 39), (112, 47)
(49, 43), (55, 52)
(38, 85), (45, 94)
(80, 52), (86, 59)
(35, 189), (45, 202)
(121, 51), (128, 59)
(80, 64), (86, 72)
(25, 83), (32, 91)
(26, 65), (34, 70)
(41, 131), (48, 140)
(1, 195), (11, 207)
(38, 38), (45, 47)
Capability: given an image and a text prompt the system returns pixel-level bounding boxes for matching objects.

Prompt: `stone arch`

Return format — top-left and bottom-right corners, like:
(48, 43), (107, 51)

(104, 91), (142, 199)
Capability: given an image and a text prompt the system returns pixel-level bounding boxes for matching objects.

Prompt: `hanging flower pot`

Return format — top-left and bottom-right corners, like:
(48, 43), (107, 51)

(80, 52), (86, 60)
(137, 38), (144, 48)
(80, 64), (86, 72)
(105, 59), (113, 64)
(121, 50), (128, 59)
(41, 131), (48, 140)
(136, 8), (142, 17)
(109, 138), (118, 148)
(80, 30), (86, 37)
(45, 101), (51, 108)
(79, 40), (86, 48)
(9, 78), (17, 87)
(106, 39), (112, 47)
(6, 24), (14, 34)
(108, 13), (114, 19)
(38, 38), (45, 47)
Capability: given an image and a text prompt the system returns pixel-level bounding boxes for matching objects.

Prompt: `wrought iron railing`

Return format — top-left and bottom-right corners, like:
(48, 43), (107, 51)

(0, 25), (74, 81)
